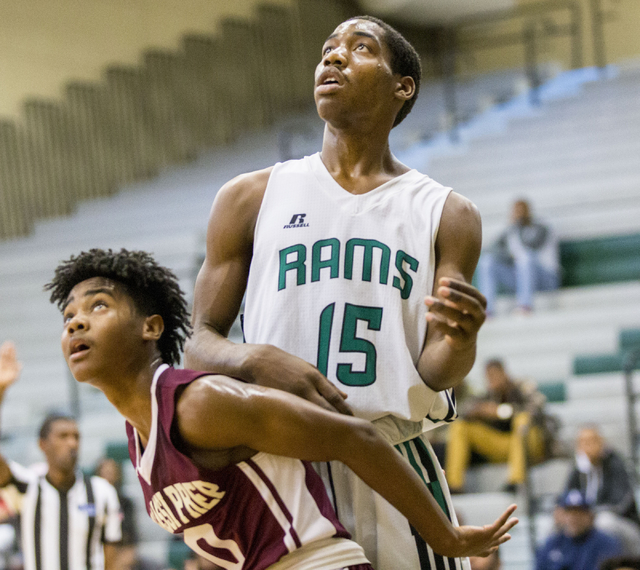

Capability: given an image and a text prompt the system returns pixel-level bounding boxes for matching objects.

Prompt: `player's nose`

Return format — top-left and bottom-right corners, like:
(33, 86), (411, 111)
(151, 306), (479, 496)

(66, 314), (88, 334)
(323, 45), (347, 67)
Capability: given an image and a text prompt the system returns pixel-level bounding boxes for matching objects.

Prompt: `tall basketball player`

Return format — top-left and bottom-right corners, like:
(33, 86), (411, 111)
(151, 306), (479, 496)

(47, 248), (516, 570)
(186, 16), (486, 570)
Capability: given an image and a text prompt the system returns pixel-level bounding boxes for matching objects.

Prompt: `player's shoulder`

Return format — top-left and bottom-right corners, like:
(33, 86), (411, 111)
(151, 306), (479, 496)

(443, 191), (479, 218)
(216, 166), (274, 209)
(179, 373), (247, 406)
(439, 191), (481, 237)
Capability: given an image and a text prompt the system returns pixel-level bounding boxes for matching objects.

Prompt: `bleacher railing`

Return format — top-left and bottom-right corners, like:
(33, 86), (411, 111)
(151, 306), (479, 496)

(623, 350), (640, 482)
(440, 0), (584, 136)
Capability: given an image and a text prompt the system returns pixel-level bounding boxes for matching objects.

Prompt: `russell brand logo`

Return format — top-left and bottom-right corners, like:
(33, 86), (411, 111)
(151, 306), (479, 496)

(283, 213), (309, 229)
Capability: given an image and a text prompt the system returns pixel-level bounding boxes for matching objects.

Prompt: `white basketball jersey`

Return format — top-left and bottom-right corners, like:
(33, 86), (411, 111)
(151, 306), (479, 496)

(244, 153), (456, 439)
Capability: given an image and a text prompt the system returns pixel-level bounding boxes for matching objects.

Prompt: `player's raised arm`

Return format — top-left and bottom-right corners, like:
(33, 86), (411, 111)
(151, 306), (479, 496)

(418, 192), (486, 392)
(177, 375), (516, 558)
(0, 341), (22, 486)
(185, 169), (351, 415)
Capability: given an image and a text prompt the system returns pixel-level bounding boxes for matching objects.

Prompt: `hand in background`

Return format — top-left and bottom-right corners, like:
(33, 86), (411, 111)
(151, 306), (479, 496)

(0, 341), (22, 393)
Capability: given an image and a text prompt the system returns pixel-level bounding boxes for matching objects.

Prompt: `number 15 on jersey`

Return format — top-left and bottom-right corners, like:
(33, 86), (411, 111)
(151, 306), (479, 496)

(316, 303), (383, 387)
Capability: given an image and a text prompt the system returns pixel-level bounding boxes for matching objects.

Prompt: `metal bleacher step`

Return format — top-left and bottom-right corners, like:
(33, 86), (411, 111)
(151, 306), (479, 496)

(451, 490), (533, 569)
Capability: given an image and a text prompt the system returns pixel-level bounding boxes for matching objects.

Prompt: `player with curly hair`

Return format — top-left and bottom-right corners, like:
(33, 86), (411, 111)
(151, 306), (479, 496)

(47, 248), (516, 570)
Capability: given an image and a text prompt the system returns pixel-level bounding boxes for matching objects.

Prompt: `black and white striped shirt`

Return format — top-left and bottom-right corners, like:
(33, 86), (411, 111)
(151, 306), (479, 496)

(4, 462), (121, 570)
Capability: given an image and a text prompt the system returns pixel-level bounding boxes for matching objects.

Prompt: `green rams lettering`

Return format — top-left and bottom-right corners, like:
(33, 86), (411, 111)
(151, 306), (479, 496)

(278, 238), (419, 299)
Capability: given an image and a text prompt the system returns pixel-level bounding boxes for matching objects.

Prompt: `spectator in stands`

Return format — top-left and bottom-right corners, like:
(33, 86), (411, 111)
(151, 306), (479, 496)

(469, 549), (500, 569)
(0, 340), (122, 570)
(536, 489), (621, 570)
(445, 358), (548, 493)
(600, 556), (640, 570)
(565, 426), (640, 555)
(478, 198), (559, 315)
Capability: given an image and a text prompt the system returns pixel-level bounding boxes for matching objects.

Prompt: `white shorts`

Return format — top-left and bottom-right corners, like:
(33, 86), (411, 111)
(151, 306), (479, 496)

(317, 432), (471, 570)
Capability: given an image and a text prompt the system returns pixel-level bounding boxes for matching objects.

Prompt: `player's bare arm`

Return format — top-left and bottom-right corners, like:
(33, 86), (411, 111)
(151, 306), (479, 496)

(185, 169), (351, 415)
(176, 375), (517, 558)
(0, 341), (22, 486)
(418, 192), (486, 392)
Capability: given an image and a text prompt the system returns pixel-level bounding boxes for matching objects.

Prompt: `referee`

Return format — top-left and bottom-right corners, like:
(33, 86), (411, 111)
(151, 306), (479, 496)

(0, 341), (122, 570)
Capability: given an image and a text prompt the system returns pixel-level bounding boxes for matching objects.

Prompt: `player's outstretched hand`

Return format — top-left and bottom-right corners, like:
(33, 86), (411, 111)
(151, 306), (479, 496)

(424, 277), (487, 350)
(439, 504), (518, 558)
(0, 341), (22, 392)
(248, 344), (353, 416)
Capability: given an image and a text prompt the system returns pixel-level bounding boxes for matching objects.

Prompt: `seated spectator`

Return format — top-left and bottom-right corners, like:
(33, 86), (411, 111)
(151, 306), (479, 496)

(469, 549), (500, 569)
(445, 358), (549, 493)
(565, 426), (640, 555)
(536, 490), (622, 570)
(600, 556), (640, 570)
(478, 198), (559, 315)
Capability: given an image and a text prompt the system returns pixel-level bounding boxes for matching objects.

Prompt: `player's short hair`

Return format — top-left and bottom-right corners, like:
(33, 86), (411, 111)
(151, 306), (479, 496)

(350, 15), (422, 127)
(46, 248), (190, 366)
(39, 413), (76, 440)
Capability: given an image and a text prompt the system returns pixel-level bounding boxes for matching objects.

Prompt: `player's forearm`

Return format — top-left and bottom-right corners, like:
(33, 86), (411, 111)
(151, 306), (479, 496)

(184, 325), (255, 382)
(338, 425), (462, 556)
(418, 338), (476, 391)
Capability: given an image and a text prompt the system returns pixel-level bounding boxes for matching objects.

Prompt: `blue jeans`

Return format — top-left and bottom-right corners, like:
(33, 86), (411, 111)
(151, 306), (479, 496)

(478, 251), (559, 314)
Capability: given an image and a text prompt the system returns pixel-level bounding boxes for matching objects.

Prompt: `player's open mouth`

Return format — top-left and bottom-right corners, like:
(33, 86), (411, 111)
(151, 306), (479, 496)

(316, 69), (344, 94)
(69, 340), (90, 359)
(316, 80), (342, 94)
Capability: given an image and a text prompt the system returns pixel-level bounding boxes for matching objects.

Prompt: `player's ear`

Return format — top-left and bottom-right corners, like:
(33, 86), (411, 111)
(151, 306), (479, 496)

(394, 75), (415, 102)
(142, 314), (164, 341)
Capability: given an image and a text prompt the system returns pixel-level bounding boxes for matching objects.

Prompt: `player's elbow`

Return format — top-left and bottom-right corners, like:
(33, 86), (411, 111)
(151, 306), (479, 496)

(423, 375), (461, 392)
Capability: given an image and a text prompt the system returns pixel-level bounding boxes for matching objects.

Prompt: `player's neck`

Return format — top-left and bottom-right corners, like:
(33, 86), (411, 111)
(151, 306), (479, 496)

(320, 125), (408, 194)
(97, 355), (159, 442)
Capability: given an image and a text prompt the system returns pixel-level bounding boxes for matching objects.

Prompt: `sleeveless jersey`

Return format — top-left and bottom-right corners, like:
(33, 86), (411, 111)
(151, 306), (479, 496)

(126, 365), (369, 570)
(244, 153), (456, 440)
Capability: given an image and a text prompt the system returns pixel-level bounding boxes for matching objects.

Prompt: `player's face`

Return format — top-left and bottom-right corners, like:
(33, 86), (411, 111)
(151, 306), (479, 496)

(40, 419), (79, 473)
(314, 19), (401, 127)
(61, 277), (147, 384)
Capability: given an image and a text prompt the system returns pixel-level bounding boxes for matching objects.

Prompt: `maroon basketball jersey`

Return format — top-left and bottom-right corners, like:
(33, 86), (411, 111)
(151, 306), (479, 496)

(126, 365), (369, 570)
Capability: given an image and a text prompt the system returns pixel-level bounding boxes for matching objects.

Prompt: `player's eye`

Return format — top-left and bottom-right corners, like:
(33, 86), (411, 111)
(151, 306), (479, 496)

(322, 46), (332, 55)
(63, 313), (73, 325)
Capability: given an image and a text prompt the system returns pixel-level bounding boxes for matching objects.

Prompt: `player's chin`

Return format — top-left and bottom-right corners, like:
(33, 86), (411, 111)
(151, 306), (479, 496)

(66, 360), (93, 384)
